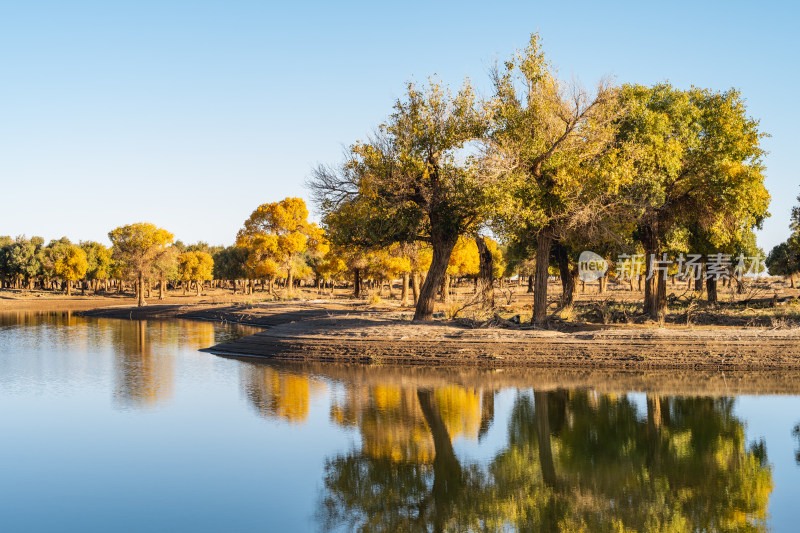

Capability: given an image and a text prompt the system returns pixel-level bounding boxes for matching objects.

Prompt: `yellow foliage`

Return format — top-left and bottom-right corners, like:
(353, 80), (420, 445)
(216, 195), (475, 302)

(448, 236), (480, 277)
(177, 251), (214, 282)
(54, 244), (88, 282)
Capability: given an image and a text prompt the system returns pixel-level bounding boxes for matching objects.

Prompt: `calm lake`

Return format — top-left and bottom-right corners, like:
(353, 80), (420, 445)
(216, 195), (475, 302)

(1, 313), (799, 532)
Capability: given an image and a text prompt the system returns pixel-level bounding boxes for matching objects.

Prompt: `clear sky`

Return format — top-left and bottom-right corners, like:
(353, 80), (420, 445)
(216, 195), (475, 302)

(1, 1), (797, 251)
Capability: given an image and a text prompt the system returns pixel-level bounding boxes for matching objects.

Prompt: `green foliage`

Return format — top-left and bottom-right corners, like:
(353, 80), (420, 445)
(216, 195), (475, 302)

(765, 241), (800, 277)
(80, 241), (113, 281)
(213, 246), (248, 280)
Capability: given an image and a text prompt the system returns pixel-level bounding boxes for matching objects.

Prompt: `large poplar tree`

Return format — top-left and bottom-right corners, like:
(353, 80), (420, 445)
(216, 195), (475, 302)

(310, 79), (489, 321)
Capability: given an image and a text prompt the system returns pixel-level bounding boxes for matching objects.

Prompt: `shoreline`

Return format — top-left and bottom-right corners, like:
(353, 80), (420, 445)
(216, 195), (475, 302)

(6, 300), (800, 370)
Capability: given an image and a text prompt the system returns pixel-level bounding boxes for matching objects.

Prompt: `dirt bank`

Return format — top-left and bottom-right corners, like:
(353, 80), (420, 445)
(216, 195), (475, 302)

(207, 312), (800, 371)
(17, 299), (800, 370)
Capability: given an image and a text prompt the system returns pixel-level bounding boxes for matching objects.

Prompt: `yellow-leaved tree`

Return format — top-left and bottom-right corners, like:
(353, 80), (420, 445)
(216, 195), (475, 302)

(177, 251), (214, 296)
(109, 223), (175, 306)
(236, 197), (328, 292)
(54, 244), (88, 296)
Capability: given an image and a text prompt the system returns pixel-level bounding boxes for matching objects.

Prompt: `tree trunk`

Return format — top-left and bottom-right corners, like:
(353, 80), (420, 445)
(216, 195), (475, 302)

(196, 280), (202, 296)
(401, 272), (410, 305)
(642, 223), (665, 320)
(531, 228), (553, 324)
(137, 271), (145, 307)
(412, 272), (420, 304)
(553, 242), (574, 307)
(706, 276), (718, 304)
(474, 235), (494, 310)
(413, 234), (458, 321)
(66, 281), (72, 296)
(159, 279), (165, 300)
(353, 268), (361, 298)
(287, 268), (294, 293)
(598, 275), (606, 294)
(440, 274), (451, 303)
(527, 274), (534, 293)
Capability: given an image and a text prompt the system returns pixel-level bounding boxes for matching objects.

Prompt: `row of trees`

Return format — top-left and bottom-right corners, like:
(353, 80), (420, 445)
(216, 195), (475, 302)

(309, 34), (771, 322)
(0, 229), (214, 305)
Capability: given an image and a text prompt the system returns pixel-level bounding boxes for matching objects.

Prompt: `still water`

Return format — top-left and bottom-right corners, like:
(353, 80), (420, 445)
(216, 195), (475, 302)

(1, 313), (799, 532)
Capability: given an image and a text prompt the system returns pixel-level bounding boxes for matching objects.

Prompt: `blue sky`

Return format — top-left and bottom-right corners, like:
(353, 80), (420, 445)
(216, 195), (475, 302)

(1, 1), (797, 251)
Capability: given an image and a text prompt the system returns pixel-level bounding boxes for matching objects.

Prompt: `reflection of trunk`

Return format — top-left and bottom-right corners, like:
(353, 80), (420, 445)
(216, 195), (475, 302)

(646, 395), (663, 470)
(417, 389), (462, 532)
(475, 235), (494, 310)
(414, 233), (458, 321)
(532, 228), (553, 324)
(534, 391), (557, 488)
(478, 390), (495, 441)
(553, 242), (574, 307)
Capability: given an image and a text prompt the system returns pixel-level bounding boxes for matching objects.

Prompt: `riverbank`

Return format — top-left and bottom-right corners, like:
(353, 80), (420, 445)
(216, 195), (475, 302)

(208, 313), (800, 370)
(6, 294), (800, 370)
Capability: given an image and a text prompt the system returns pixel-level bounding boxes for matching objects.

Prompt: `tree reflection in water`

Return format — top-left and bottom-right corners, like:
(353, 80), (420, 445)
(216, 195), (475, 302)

(316, 385), (773, 532)
(794, 423), (800, 464)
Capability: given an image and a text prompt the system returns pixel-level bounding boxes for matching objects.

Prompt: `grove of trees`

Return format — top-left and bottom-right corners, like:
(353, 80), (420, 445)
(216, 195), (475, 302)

(3, 34), (795, 321)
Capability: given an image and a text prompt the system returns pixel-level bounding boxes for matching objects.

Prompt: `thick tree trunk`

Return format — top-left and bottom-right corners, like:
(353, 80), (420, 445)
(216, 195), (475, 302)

(401, 272), (410, 305)
(440, 274), (451, 303)
(66, 281), (72, 296)
(412, 272), (420, 304)
(137, 271), (145, 307)
(474, 235), (494, 310)
(706, 276), (718, 304)
(553, 242), (575, 307)
(413, 234), (458, 321)
(531, 228), (553, 324)
(642, 224), (666, 320)
(527, 274), (534, 293)
(159, 279), (165, 300)
(196, 280), (201, 296)
(286, 268), (294, 293)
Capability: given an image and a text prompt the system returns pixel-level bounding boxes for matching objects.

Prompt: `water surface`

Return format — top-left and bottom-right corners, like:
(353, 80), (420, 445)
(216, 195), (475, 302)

(1, 313), (799, 532)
